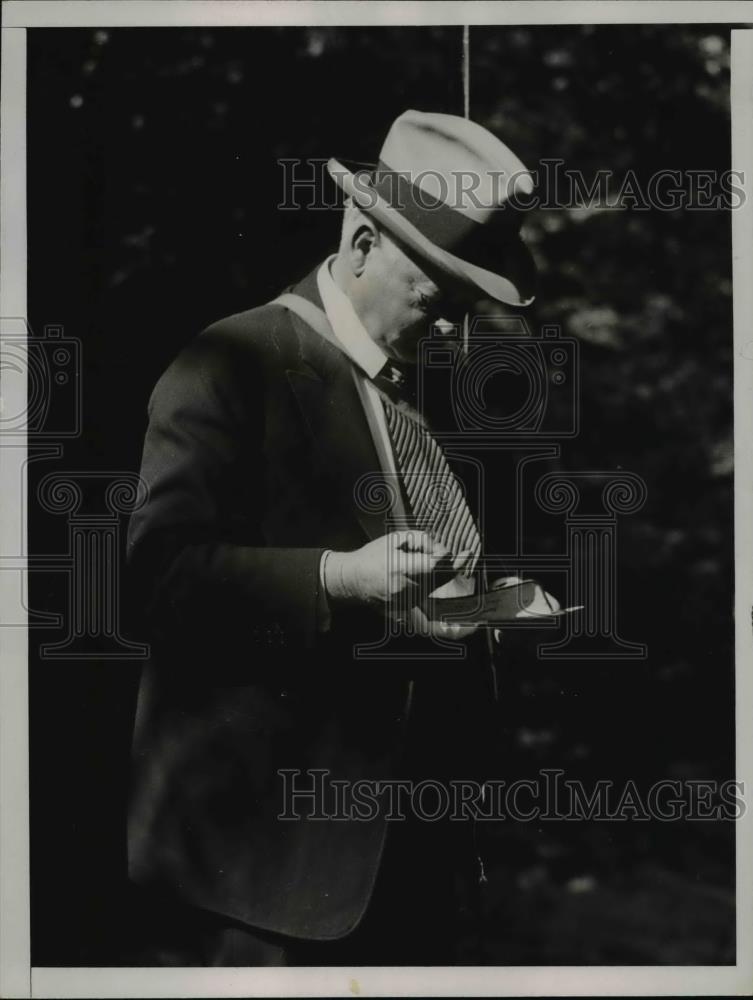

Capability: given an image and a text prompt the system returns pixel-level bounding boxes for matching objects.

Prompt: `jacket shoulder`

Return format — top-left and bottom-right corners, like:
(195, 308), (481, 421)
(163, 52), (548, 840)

(148, 302), (298, 420)
(199, 301), (301, 365)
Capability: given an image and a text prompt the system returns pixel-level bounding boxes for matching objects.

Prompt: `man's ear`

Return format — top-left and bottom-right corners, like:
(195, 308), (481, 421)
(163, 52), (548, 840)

(349, 220), (379, 276)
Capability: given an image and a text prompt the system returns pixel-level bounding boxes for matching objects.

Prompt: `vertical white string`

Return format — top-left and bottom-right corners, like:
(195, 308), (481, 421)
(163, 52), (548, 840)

(462, 25), (470, 355)
(462, 24), (470, 120)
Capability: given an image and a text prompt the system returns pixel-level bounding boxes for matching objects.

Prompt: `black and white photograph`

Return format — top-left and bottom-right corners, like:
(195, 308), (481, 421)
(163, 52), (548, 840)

(0, 1), (751, 996)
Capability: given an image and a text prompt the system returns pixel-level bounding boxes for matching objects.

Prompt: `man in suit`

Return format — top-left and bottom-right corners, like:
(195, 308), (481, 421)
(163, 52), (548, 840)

(127, 109), (554, 965)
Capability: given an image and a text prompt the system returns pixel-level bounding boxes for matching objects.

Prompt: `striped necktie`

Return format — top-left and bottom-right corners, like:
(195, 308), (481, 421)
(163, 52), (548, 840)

(373, 361), (482, 576)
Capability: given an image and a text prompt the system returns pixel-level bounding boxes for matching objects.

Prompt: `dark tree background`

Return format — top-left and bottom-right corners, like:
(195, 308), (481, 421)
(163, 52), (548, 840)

(28, 24), (739, 965)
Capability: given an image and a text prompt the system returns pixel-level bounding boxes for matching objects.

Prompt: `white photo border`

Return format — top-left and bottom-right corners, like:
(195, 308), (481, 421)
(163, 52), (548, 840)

(1, 2), (751, 997)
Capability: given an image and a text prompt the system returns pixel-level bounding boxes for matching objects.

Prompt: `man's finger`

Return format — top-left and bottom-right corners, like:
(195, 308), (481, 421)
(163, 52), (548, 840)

(392, 531), (447, 556)
(400, 551), (446, 577)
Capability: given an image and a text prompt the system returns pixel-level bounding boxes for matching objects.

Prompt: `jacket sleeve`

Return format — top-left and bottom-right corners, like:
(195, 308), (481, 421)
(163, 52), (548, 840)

(126, 328), (325, 657)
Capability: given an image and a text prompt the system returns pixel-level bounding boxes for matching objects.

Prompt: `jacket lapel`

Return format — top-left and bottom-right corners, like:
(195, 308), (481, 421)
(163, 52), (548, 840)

(282, 268), (393, 543)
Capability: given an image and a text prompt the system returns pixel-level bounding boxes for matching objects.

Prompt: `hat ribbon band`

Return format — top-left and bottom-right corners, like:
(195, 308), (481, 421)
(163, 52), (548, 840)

(369, 161), (525, 268)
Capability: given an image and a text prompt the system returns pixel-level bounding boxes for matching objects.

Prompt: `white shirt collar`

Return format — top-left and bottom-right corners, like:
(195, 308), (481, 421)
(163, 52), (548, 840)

(316, 255), (388, 380)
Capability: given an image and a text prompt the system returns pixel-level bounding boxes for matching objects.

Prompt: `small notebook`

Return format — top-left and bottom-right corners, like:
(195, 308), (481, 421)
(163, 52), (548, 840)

(419, 579), (580, 625)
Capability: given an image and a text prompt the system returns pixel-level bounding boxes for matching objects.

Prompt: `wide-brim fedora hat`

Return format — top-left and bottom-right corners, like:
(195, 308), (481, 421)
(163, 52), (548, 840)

(327, 109), (537, 307)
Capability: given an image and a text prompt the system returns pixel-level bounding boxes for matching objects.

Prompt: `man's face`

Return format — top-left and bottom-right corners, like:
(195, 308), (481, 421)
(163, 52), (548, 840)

(363, 232), (469, 363)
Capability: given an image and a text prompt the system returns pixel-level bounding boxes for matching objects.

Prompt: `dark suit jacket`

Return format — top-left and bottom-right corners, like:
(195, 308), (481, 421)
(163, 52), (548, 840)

(127, 266), (496, 941)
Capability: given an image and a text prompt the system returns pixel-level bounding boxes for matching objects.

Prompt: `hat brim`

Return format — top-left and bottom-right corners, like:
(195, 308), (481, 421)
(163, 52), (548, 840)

(328, 159), (536, 308)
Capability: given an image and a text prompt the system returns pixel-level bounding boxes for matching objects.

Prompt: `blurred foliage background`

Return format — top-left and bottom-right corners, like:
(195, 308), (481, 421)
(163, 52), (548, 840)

(28, 23), (740, 965)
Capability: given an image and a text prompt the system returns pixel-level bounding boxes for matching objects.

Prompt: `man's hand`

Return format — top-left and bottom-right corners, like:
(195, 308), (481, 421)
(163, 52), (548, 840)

(324, 532), (480, 641)
(408, 604), (478, 641)
(409, 549), (479, 640)
(324, 531), (454, 609)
